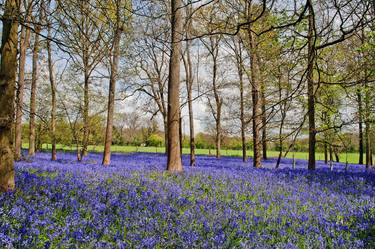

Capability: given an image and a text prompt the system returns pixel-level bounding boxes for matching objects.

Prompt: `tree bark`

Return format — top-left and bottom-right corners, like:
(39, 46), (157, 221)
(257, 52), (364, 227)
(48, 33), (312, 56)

(275, 75), (286, 169)
(365, 85), (370, 169)
(324, 142), (328, 164)
(28, 23), (41, 157)
(215, 102), (221, 159)
(239, 57), (246, 162)
(47, 12), (57, 161)
(357, 88), (364, 165)
(80, 59), (90, 160)
(247, 2), (262, 168)
(0, 0), (18, 192)
(307, 0), (316, 170)
(184, 6), (196, 166)
(334, 149), (340, 163)
(15, 6), (31, 160)
(166, 0), (183, 172)
(163, 117), (168, 154)
(232, 37), (247, 162)
(261, 84), (267, 160)
(103, 23), (122, 165)
(179, 114), (183, 156)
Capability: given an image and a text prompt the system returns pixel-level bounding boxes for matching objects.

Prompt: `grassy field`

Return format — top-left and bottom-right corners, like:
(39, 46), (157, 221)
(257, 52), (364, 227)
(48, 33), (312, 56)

(23, 143), (365, 164)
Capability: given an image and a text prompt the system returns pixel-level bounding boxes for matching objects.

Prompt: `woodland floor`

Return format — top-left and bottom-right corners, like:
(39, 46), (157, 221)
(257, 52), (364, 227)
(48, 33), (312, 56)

(0, 152), (374, 248)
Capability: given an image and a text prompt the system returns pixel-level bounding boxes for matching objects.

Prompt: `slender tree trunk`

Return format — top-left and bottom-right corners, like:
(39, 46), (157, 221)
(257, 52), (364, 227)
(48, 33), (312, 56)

(15, 12), (31, 160)
(261, 84), (267, 160)
(239, 62), (246, 162)
(324, 143), (328, 164)
(0, 0), (18, 192)
(275, 77), (286, 169)
(80, 66), (90, 160)
(361, 28), (371, 169)
(179, 114), (183, 156)
(166, 0), (183, 172)
(163, 117), (168, 155)
(275, 119), (284, 169)
(329, 145), (333, 163)
(307, 0), (316, 170)
(103, 26), (122, 166)
(357, 88), (364, 164)
(233, 37), (247, 162)
(216, 104), (221, 159)
(28, 26), (41, 157)
(210, 40), (222, 159)
(334, 149), (340, 163)
(365, 89), (371, 169)
(184, 9), (196, 165)
(247, 3), (262, 168)
(47, 16), (57, 161)
(187, 79), (195, 165)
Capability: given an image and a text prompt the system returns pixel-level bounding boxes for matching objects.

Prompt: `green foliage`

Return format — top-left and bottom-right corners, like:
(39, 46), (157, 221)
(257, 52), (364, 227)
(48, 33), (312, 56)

(146, 134), (163, 147)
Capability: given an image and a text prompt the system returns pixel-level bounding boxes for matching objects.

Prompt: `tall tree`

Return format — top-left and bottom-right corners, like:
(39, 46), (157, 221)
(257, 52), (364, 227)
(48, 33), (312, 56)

(247, 2), (262, 168)
(46, 0), (57, 161)
(0, 0), (18, 192)
(103, 0), (127, 165)
(166, 0), (183, 172)
(182, 2), (196, 166)
(57, 0), (108, 160)
(202, 34), (223, 159)
(357, 87), (364, 164)
(28, 1), (43, 156)
(307, 0), (316, 170)
(15, 0), (31, 160)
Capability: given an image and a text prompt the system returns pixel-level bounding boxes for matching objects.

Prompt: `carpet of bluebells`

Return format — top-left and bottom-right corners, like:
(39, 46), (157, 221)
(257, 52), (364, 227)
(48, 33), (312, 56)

(1, 152), (374, 249)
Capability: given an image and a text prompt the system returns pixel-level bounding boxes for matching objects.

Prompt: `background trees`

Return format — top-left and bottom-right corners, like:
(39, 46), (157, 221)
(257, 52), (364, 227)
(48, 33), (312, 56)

(0, 0), (373, 187)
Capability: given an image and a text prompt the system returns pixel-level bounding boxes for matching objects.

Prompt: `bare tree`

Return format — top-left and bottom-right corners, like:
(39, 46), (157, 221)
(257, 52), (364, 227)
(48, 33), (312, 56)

(56, 0), (109, 160)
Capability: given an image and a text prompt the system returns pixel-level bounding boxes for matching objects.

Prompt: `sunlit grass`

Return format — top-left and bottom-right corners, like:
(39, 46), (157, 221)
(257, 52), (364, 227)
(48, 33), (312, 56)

(23, 143), (364, 164)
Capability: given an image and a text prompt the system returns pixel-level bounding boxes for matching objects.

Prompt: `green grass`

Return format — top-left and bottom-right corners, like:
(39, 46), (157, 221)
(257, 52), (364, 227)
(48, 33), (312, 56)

(23, 143), (365, 164)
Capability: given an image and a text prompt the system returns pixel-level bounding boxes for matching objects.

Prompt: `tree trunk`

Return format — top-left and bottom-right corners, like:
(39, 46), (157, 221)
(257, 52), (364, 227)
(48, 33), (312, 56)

(324, 143), (328, 164)
(163, 117), (168, 155)
(261, 84), (267, 160)
(28, 26), (41, 156)
(80, 64), (90, 160)
(47, 16), (57, 161)
(15, 3), (31, 160)
(187, 80), (196, 166)
(216, 104), (221, 159)
(0, 0), (18, 192)
(307, 0), (316, 170)
(166, 0), (183, 172)
(329, 145), (333, 163)
(357, 88), (364, 164)
(210, 38), (222, 159)
(103, 26), (122, 165)
(247, 2), (262, 168)
(179, 114), (183, 156)
(239, 61), (246, 162)
(334, 149), (340, 163)
(184, 8), (196, 166)
(233, 37), (246, 162)
(365, 93), (370, 169)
